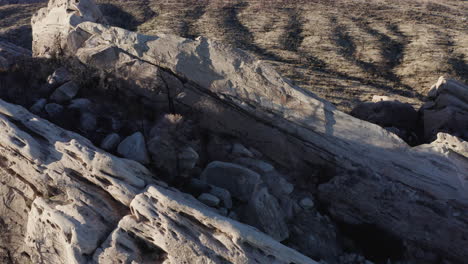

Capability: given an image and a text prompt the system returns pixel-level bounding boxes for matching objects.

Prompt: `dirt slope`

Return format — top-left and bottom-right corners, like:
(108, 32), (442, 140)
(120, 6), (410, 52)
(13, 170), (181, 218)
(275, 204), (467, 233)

(1, 0), (467, 111)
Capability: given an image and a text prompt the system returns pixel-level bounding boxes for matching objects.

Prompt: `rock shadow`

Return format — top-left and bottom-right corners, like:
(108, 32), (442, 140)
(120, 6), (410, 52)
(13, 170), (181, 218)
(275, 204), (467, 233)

(0, 25), (32, 50)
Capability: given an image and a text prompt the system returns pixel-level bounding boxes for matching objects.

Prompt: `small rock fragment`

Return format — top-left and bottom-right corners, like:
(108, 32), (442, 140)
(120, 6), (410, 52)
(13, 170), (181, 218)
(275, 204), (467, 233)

(117, 132), (150, 164)
(68, 98), (92, 111)
(198, 193), (220, 207)
(299, 197), (315, 210)
(50, 81), (80, 103)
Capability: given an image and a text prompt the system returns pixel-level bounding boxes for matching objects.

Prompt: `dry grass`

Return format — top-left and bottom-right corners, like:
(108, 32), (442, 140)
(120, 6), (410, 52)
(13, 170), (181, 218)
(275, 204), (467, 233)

(1, 0), (467, 111)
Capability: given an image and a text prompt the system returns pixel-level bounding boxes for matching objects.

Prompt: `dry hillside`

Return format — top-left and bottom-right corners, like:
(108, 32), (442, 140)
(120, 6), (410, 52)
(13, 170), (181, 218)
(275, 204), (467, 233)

(1, 0), (467, 111)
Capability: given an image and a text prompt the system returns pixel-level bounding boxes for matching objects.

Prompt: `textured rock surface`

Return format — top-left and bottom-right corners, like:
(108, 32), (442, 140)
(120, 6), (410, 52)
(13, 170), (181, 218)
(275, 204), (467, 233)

(245, 186), (289, 241)
(422, 76), (468, 141)
(117, 132), (150, 164)
(0, 98), (315, 264)
(29, 1), (468, 262)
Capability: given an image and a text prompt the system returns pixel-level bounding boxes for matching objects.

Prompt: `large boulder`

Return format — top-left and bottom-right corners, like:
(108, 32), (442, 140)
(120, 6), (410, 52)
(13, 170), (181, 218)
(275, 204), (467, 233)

(50, 81), (80, 103)
(421, 77), (468, 141)
(147, 114), (198, 177)
(200, 161), (262, 202)
(117, 132), (150, 164)
(31, 0), (106, 58)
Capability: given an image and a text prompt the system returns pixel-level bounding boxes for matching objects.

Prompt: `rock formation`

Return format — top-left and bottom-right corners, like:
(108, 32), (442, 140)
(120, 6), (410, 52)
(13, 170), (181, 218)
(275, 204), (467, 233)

(0, 40), (31, 72)
(0, 99), (315, 263)
(0, 0), (467, 263)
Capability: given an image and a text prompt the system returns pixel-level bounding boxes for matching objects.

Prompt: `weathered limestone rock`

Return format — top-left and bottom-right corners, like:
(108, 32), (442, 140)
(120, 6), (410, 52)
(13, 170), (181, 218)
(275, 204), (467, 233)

(0, 99), (315, 263)
(318, 137), (468, 263)
(123, 185), (314, 264)
(0, 40), (31, 72)
(0, 99), (153, 263)
(29, 0), (468, 262)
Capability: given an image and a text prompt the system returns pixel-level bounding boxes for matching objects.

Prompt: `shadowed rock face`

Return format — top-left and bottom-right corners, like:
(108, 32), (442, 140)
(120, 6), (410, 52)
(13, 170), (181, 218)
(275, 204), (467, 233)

(0, 99), (316, 264)
(0, 0), (467, 263)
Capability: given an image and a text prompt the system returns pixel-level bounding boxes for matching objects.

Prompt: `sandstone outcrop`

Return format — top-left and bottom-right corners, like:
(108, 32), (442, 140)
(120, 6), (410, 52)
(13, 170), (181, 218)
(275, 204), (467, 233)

(0, 0), (465, 263)
(0, 98), (315, 264)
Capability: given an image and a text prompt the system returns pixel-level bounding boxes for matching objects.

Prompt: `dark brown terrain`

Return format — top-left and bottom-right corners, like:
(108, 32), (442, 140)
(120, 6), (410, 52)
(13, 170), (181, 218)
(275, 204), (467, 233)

(1, 0), (467, 111)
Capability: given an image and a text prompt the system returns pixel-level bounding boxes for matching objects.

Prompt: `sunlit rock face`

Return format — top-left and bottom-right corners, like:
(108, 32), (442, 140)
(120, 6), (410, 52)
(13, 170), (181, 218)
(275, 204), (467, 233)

(0, 0), (467, 263)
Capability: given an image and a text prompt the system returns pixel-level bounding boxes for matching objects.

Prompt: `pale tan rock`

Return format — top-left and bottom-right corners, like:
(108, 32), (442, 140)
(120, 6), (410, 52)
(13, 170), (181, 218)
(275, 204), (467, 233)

(31, 0), (106, 58)
(117, 185), (315, 264)
(0, 99), (315, 263)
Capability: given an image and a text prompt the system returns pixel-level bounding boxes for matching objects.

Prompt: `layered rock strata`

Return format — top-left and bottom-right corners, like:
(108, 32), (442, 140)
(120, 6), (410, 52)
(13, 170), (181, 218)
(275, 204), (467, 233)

(0, 99), (315, 263)
(0, 0), (465, 263)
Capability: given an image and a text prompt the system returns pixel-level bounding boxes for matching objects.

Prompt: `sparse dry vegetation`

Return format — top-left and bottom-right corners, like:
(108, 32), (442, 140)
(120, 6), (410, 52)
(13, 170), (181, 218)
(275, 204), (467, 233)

(1, 0), (467, 111)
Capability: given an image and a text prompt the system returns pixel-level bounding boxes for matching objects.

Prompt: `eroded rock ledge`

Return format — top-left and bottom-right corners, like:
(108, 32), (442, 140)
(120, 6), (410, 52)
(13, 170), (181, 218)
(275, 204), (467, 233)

(0, 99), (315, 263)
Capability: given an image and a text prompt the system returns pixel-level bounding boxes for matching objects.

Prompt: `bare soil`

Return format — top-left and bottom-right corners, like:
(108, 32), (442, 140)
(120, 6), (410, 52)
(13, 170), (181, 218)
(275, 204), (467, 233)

(1, 0), (467, 111)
